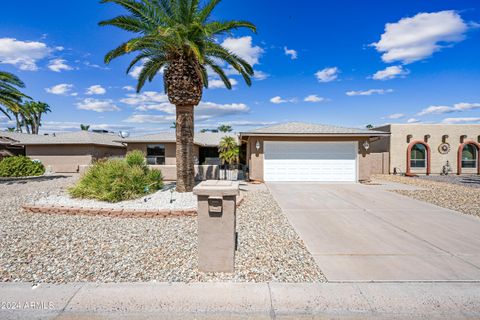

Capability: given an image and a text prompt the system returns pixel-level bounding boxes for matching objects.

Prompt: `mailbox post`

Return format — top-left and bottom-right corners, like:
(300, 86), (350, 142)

(193, 180), (239, 273)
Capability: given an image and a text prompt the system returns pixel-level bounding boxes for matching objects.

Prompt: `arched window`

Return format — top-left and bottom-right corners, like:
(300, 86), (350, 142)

(462, 144), (477, 168)
(410, 143), (426, 168)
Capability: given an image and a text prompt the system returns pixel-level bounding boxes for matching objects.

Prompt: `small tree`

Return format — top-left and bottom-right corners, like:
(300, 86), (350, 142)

(80, 124), (90, 131)
(366, 124), (374, 129)
(218, 124), (233, 133)
(218, 136), (239, 179)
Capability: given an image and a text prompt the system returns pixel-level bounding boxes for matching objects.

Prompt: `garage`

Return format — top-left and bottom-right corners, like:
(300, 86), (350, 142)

(263, 141), (358, 182)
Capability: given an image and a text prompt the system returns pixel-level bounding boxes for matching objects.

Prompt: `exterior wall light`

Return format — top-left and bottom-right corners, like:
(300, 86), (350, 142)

(442, 135), (449, 143)
(255, 140), (261, 151)
(407, 134), (413, 143)
(460, 135), (467, 143)
(363, 140), (370, 151)
(424, 134), (431, 142)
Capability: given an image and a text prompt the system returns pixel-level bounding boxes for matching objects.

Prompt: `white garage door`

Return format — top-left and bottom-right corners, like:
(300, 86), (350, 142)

(264, 141), (357, 182)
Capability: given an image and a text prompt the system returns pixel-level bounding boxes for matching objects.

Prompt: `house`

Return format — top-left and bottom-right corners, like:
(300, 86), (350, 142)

(371, 124), (480, 176)
(119, 132), (238, 180)
(0, 131), (126, 173)
(239, 122), (390, 182)
(0, 135), (25, 160)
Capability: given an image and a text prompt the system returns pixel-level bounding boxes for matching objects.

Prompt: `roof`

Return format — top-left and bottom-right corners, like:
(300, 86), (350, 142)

(119, 132), (238, 147)
(240, 122), (389, 137)
(0, 131), (124, 147)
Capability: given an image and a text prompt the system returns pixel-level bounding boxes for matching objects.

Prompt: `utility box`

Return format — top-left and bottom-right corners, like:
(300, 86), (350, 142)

(193, 180), (239, 273)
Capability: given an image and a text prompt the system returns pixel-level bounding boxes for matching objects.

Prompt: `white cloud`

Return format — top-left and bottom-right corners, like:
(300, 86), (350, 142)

(76, 98), (120, 112)
(121, 91), (170, 107)
(270, 96), (297, 104)
(372, 65), (410, 80)
(39, 121), (133, 133)
(253, 70), (269, 81)
(442, 117), (480, 124)
(407, 118), (421, 123)
(417, 105), (453, 116)
(372, 10), (471, 64)
(221, 36), (263, 66)
(45, 83), (75, 95)
(124, 114), (175, 124)
(125, 101), (249, 123)
(304, 95), (325, 103)
(122, 85), (135, 91)
(208, 78), (238, 89)
(48, 58), (73, 72)
(386, 113), (405, 119)
(346, 89), (393, 96)
(417, 102), (480, 116)
(284, 47), (298, 60)
(128, 58), (156, 79)
(453, 102), (480, 111)
(0, 38), (51, 71)
(85, 85), (106, 95)
(195, 102), (249, 120)
(315, 67), (339, 82)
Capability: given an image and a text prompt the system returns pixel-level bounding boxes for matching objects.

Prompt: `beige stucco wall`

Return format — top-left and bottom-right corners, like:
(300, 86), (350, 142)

(245, 136), (384, 182)
(26, 144), (126, 173)
(374, 124), (480, 175)
(127, 142), (199, 165)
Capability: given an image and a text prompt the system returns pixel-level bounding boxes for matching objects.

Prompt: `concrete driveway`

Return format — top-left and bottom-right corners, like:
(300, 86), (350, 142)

(267, 182), (480, 281)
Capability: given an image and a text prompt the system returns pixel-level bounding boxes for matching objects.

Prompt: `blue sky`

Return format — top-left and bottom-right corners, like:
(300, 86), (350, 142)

(1, 0), (480, 135)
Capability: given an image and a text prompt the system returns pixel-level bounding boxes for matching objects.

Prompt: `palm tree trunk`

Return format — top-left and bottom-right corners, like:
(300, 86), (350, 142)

(14, 113), (21, 132)
(175, 104), (195, 192)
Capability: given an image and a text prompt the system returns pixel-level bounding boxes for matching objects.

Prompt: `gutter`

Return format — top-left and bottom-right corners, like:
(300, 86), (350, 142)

(239, 132), (391, 138)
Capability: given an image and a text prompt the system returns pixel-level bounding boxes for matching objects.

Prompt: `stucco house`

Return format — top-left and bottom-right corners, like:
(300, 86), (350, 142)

(371, 124), (480, 176)
(239, 122), (390, 182)
(0, 131), (126, 173)
(119, 131), (238, 180)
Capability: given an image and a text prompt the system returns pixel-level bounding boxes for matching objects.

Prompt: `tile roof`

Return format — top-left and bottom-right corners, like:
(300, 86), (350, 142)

(119, 132), (238, 146)
(0, 131), (124, 147)
(240, 122), (389, 136)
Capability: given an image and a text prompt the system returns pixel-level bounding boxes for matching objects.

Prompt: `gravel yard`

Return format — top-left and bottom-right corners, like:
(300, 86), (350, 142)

(416, 174), (480, 189)
(34, 183), (197, 211)
(373, 174), (480, 217)
(0, 175), (324, 283)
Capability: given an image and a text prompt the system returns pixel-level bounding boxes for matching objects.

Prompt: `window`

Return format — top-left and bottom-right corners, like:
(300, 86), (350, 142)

(410, 143), (426, 168)
(462, 144), (477, 168)
(146, 144), (165, 165)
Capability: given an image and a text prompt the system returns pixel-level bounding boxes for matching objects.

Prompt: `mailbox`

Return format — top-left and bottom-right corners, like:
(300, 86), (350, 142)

(193, 180), (239, 273)
(208, 196), (223, 215)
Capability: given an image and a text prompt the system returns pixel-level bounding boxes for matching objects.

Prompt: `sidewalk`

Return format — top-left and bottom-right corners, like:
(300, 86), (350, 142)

(1, 281), (480, 319)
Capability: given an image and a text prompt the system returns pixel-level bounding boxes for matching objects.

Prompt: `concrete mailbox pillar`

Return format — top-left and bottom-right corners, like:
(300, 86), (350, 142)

(193, 180), (239, 273)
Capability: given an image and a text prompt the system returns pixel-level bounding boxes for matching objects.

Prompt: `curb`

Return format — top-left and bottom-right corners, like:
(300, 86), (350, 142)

(21, 194), (245, 219)
(22, 204), (197, 218)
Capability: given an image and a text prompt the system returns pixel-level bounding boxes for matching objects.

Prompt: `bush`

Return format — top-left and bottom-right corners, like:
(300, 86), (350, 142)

(0, 156), (45, 177)
(125, 150), (145, 167)
(69, 151), (163, 203)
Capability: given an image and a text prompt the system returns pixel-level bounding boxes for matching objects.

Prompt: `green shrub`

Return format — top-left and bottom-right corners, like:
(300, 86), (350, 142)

(69, 155), (163, 203)
(0, 156), (45, 177)
(125, 150), (145, 167)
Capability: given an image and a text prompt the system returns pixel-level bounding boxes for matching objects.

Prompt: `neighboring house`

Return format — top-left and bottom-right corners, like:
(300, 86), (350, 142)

(240, 122), (390, 182)
(0, 135), (25, 160)
(0, 131), (126, 173)
(371, 124), (480, 176)
(119, 132), (238, 180)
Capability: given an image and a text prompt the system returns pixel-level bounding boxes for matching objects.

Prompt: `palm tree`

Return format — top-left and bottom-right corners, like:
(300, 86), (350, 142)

(218, 136), (239, 180)
(80, 124), (90, 131)
(0, 71), (29, 121)
(100, 0), (256, 192)
(22, 101), (51, 134)
(217, 124), (232, 132)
